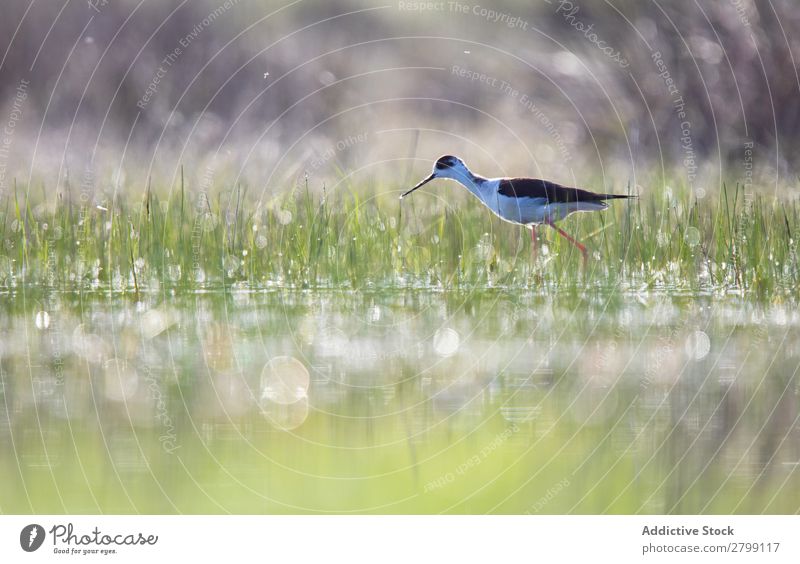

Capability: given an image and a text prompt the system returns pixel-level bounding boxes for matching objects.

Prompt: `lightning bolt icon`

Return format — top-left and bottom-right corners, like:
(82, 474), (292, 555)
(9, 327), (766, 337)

(29, 526), (38, 548)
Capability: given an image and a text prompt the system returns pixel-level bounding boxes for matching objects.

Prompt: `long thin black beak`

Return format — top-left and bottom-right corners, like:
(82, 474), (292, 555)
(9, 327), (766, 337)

(400, 173), (436, 199)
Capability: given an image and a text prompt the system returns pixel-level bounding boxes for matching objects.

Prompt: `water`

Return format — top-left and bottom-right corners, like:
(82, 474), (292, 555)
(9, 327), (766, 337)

(1, 290), (798, 513)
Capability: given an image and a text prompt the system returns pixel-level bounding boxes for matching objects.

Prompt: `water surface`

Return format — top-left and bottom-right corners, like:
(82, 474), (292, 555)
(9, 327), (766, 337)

(1, 289), (798, 513)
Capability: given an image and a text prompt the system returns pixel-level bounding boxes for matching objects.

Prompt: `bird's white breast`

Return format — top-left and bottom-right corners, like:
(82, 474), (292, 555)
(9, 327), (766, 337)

(475, 180), (607, 225)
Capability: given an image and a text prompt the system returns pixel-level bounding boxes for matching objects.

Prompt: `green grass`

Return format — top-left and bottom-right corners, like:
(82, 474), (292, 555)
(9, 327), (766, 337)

(2, 172), (799, 514)
(2, 174), (799, 300)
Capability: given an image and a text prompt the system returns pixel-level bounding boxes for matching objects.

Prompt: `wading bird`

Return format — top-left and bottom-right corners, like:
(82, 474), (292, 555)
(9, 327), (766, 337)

(400, 155), (634, 261)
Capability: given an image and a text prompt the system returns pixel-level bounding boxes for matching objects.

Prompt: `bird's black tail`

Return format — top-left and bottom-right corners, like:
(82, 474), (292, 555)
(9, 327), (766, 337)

(598, 193), (637, 200)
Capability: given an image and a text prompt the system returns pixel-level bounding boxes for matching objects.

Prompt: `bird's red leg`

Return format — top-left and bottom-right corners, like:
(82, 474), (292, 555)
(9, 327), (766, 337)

(547, 221), (588, 262)
(530, 225), (538, 258)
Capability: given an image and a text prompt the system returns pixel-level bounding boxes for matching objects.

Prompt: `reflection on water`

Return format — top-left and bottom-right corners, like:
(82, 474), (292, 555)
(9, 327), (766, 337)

(1, 290), (799, 513)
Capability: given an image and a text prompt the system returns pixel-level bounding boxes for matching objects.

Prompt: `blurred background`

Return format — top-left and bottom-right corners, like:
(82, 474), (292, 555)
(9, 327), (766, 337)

(0, 0), (796, 199)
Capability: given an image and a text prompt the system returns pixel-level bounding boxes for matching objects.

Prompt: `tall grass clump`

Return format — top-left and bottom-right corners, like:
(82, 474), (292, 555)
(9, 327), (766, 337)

(1, 176), (798, 300)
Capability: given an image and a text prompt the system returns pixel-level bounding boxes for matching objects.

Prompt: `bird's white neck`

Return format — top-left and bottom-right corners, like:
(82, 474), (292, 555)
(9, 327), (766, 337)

(450, 170), (492, 202)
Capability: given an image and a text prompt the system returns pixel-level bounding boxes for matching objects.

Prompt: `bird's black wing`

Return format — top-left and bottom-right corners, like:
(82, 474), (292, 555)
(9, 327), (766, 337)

(497, 178), (629, 203)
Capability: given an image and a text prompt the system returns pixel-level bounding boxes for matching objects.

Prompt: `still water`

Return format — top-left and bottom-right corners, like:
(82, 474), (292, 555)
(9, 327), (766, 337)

(1, 290), (799, 513)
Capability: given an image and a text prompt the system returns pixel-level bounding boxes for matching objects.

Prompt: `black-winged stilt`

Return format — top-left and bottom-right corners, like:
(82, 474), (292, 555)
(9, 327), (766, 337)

(400, 155), (635, 260)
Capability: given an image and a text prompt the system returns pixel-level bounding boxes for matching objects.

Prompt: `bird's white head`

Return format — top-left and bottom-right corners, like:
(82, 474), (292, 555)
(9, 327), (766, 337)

(400, 155), (472, 199)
